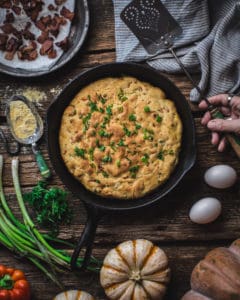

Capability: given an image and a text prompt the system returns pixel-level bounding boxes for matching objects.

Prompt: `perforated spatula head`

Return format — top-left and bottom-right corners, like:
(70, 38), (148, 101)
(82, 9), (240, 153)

(121, 0), (182, 55)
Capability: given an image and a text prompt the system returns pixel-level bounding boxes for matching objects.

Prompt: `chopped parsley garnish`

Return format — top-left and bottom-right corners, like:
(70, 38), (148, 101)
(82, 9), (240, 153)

(143, 128), (154, 141)
(82, 113), (91, 132)
(99, 107), (105, 113)
(94, 123), (99, 129)
(135, 123), (142, 130)
(157, 149), (174, 160)
(102, 155), (112, 163)
(118, 106), (123, 113)
(89, 101), (98, 112)
(88, 148), (94, 161)
(74, 147), (85, 158)
(141, 153), (149, 164)
(97, 94), (107, 104)
(144, 106), (151, 113)
(102, 171), (109, 178)
(95, 179), (101, 184)
(118, 88), (128, 102)
(110, 141), (116, 150)
(156, 115), (162, 123)
(116, 159), (121, 168)
(123, 126), (132, 137)
(101, 116), (110, 129)
(118, 139), (125, 146)
(99, 145), (106, 152)
(129, 114), (136, 122)
(157, 150), (165, 160)
(129, 165), (140, 178)
(98, 129), (112, 138)
(106, 105), (113, 116)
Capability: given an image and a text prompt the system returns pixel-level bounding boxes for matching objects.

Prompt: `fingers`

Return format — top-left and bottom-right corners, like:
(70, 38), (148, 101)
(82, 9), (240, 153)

(218, 137), (227, 152)
(198, 94), (229, 109)
(207, 118), (240, 134)
(211, 132), (220, 145)
(201, 111), (211, 125)
(230, 96), (240, 117)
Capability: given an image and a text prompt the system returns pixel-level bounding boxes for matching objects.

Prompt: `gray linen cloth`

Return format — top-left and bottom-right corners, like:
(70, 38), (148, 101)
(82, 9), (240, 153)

(113, 0), (240, 102)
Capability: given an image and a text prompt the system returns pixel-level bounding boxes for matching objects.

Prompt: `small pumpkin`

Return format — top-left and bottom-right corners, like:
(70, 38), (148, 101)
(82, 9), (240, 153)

(100, 239), (170, 300)
(182, 239), (240, 300)
(53, 290), (95, 300)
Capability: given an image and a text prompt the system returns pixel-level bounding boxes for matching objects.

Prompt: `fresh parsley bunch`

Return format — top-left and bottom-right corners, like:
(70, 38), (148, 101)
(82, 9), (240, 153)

(24, 181), (72, 236)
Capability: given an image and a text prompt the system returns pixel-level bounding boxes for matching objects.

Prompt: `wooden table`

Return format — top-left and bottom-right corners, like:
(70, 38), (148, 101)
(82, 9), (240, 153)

(0, 1), (239, 299)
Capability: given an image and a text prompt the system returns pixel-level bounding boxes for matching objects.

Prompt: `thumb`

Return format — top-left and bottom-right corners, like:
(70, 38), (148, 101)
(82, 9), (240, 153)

(207, 119), (240, 134)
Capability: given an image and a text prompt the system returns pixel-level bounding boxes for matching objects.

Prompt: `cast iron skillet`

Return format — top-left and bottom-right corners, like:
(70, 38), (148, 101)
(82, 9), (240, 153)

(0, 0), (89, 77)
(47, 62), (196, 270)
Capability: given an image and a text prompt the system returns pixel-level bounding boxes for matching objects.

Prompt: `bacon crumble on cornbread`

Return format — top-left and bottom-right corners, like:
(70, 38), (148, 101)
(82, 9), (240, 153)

(59, 77), (182, 199)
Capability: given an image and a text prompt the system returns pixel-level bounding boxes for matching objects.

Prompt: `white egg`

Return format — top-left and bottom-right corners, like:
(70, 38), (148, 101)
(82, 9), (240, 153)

(204, 165), (237, 189)
(189, 197), (222, 224)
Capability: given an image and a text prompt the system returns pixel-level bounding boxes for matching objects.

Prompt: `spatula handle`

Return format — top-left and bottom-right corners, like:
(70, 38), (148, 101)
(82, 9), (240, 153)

(32, 144), (51, 179)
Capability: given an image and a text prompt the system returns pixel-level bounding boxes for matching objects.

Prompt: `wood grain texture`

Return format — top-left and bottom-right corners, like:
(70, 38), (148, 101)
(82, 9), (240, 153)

(0, 0), (239, 299)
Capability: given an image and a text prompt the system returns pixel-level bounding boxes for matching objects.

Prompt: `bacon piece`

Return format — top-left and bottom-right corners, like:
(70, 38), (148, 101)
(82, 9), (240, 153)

(4, 12), (15, 24)
(47, 48), (57, 59)
(0, 1), (12, 9)
(12, 5), (21, 15)
(48, 4), (57, 11)
(0, 34), (8, 51)
(60, 6), (74, 21)
(55, 0), (66, 5)
(37, 31), (49, 44)
(40, 39), (53, 55)
(56, 37), (69, 52)
(17, 41), (38, 61)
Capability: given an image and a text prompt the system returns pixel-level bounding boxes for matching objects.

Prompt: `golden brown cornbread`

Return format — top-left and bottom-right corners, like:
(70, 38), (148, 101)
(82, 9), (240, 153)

(59, 76), (182, 199)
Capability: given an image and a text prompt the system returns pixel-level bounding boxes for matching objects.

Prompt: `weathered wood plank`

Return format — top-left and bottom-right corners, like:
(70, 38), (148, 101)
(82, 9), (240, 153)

(0, 243), (230, 300)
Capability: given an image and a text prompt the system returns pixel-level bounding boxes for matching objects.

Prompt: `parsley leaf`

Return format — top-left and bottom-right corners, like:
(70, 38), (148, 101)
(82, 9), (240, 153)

(74, 147), (85, 158)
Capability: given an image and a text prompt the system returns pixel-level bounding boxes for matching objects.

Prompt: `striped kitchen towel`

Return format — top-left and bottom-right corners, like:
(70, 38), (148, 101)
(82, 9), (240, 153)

(113, 0), (240, 102)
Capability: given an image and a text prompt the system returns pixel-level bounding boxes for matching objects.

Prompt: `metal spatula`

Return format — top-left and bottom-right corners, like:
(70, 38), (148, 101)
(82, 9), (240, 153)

(121, 0), (240, 158)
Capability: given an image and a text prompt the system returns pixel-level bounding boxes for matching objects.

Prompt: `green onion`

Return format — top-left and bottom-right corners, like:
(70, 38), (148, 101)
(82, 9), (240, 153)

(82, 113), (91, 132)
(157, 151), (165, 160)
(106, 105), (113, 116)
(118, 88), (128, 102)
(102, 171), (109, 178)
(98, 129), (111, 138)
(129, 114), (136, 122)
(156, 115), (162, 123)
(117, 139), (125, 147)
(89, 148), (94, 161)
(116, 160), (121, 168)
(102, 156), (112, 163)
(97, 94), (107, 104)
(123, 126), (132, 137)
(88, 99), (98, 113)
(129, 165), (140, 178)
(118, 106), (123, 113)
(143, 128), (154, 141)
(141, 153), (149, 164)
(74, 147), (85, 158)
(99, 145), (105, 152)
(144, 106), (151, 113)
(135, 124), (142, 130)
(110, 141), (116, 150)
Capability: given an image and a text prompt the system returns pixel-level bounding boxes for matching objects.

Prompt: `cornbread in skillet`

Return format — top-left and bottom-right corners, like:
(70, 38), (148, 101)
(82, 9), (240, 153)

(59, 76), (182, 199)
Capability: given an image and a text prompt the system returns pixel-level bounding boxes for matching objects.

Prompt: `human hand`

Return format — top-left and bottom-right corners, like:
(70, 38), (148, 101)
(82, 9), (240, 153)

(199, 94), (240, 152)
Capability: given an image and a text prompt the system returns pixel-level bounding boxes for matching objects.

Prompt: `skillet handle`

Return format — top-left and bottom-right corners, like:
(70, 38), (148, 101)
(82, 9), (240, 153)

(71, 203), (103, 270)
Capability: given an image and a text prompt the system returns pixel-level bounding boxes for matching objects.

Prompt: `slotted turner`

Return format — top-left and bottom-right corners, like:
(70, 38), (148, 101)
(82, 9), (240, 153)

(121, 0), (240, 157)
